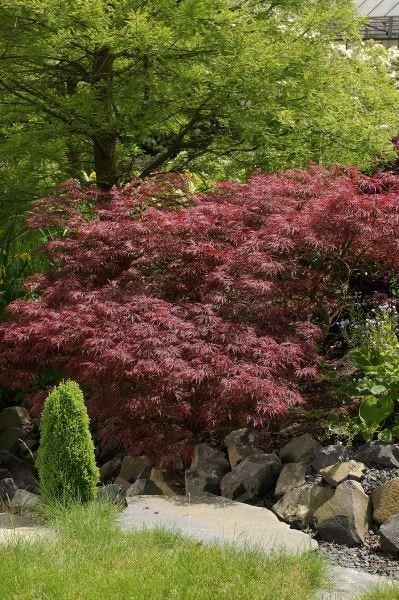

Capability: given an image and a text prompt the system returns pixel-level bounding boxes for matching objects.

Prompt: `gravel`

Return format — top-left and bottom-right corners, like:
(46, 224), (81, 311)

(360, 466), (399, 495)
(319, 531), (399, 579)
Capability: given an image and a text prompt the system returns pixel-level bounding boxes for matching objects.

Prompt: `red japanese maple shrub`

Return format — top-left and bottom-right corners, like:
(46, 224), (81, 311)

(2, 166), (399, 464)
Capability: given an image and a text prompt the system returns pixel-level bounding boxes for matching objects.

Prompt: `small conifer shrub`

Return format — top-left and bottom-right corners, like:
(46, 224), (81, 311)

(36, 380), (99, 504)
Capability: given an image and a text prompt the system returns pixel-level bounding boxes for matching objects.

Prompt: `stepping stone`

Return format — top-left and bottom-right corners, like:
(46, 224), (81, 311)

(118, 494), (317, 553)
(0, 527), (51, 545)
(0, 512), (34, 528)
(317, 566), (392, 600)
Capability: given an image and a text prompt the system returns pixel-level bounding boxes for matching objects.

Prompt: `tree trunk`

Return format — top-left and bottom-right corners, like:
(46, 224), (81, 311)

(91, 46), (117, 190)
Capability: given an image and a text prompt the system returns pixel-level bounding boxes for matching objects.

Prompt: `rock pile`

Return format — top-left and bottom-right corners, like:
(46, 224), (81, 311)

(3, 401), (399, 566)
(0, 406), (40, 508)
(99, 430), (399, 560)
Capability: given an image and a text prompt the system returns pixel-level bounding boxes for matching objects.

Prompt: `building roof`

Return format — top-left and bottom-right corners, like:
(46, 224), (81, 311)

(356, 1), (399, 18)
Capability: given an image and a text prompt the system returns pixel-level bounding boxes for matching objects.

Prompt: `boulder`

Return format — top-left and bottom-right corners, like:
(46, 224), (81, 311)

(379, 513), (399, 555)
(96, 435), (121, 463)
(0, 450), (28, 472)
(99, 457), (123, 483)
(97, 484), (127, 506)
(228, 445), (264, 468)
(185, 469), (222, 497)
(186, 444), (229, 497)
(11, 489), (40, 509)
(319, 461), (366, 487)
(273, 484), (334, 527)
(371, 478), (399, 525)
(220, 453), (282, 503)
(118, 455), (151, 483)
(150, 468), (184, 496)
(0, 478), (17, 503)
(0, 469), (11, 480)
(126, 479), (163, 496)
(0, 451), (39, 493)
(314, 480), (370, 546)
(224, 428), (260, 448)
(352, 442), (399, 468)
(113, 477), (131, 492)
(0, 407), (30, 432)
(191, 443), (229, 476)
(311, 445), (345, 472)
(279, 434), (321, 464)
(0, 427), (27, 453)
(274, 462), (307, 498)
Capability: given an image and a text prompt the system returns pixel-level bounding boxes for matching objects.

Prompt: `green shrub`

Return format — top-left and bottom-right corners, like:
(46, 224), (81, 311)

(36, 380), (99, 504)
(348, 308), (399, 443)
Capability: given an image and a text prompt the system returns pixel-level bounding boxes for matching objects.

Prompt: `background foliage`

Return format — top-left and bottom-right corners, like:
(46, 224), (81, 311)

(0, 0), (397, 199)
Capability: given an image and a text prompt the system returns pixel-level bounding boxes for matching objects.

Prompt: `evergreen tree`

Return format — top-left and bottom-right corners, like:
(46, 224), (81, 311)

(37, 380), (99, 504)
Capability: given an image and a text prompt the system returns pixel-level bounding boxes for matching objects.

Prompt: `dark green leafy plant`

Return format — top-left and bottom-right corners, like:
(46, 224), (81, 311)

(348, 309), (399, 442)
(36, 380), (99, 504)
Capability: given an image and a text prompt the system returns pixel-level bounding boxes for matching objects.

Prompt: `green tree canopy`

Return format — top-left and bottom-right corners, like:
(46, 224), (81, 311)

(0, 0), (398, 199)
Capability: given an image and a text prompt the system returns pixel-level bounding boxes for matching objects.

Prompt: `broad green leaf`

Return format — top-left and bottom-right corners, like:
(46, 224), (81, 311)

(359, 395), (394, 428)
(378, 429), (393, 443)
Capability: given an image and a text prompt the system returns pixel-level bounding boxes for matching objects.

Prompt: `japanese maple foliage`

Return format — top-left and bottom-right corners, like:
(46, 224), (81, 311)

(2, 165), (399, 464)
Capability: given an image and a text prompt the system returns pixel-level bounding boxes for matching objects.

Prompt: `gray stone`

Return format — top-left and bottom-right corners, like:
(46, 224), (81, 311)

(97, 484), (127, 506)
(0, 469), (11, 480)
(118, 455), (151, 483)
(317, 566), (392, 600)
(0, 478), (17, 503)
(273, 484), (334, 527)
(279, 434), (321, 464)
(371, 478), (399, 524)
(191, 443), (229, 476)
(319, 460), (366, 487)
(0, 407), (30, 432)
(11, 489), (40, 509)
(185, 469), (222, 497)
(352, 442), (399, 468)
(274, 462), (307, 498)
(0, 451), (39, 493)
(99, 457), (122, 483)
(126, 479), (163, 496)
(0, 451), (28, 472)
(312, 445), (345, 472)
(150, 468), (184, 496)
(220, 453), (282, 503)
(224, 428), (260, 448)
(191, 443), (225, 469)
(113, 476), (131, 491)
(0, 428), (27, 453)
(0, 512), (34, 528)
(228, 445), (264, 468)
(119, 495), (318, 553)
(379, 513), (399, 555)
(314, 480), (370, 546)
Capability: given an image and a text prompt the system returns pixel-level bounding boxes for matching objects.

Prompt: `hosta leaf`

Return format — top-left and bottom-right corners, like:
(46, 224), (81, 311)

(359, 395), (394, 429)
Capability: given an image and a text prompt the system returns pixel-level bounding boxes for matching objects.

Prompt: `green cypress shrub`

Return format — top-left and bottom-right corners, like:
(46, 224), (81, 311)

(36, 380), (99, 504)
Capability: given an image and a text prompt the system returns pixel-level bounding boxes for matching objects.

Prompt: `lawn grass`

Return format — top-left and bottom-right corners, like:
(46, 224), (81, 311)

(0, 501), (328, 600)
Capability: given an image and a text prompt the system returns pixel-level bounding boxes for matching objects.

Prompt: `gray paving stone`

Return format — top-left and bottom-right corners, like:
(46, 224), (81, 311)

(118, 494), (317, 553)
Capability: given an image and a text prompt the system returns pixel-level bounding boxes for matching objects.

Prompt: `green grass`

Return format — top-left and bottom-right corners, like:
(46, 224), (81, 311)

(0, 502), (328, 600)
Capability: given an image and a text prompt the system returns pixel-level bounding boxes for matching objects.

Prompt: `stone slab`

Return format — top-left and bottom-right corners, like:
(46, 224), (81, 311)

(118, 494), (317, 553)
(0, 527), (51, 544)
(317, 565), (393, 600)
